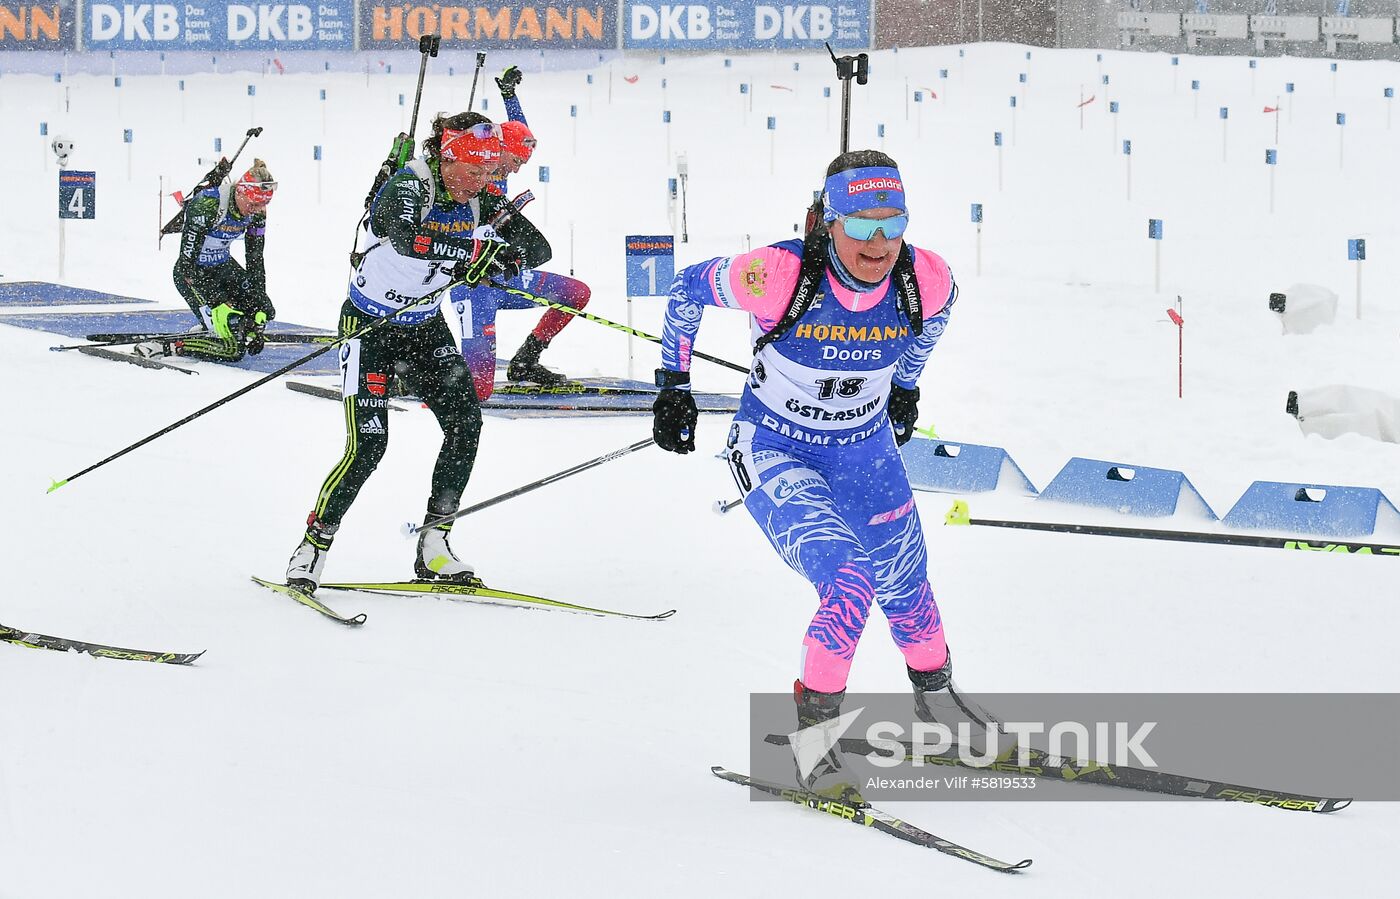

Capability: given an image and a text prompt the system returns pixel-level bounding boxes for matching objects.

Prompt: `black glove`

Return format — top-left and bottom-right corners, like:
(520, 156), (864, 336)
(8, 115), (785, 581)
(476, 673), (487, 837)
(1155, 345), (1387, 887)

(496, 66), (523, 99)
(653, 371), (698, 454)
(451, 239), (513, 285)
(888, 385), (920, 447)
(244, 310), (269, 355)
(489, 245), (526, 284)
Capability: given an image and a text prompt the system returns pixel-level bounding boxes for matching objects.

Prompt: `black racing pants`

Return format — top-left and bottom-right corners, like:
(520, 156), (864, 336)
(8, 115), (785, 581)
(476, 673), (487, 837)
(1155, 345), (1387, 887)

(172, 260), (275, 362)
(311, 301), (483, 531)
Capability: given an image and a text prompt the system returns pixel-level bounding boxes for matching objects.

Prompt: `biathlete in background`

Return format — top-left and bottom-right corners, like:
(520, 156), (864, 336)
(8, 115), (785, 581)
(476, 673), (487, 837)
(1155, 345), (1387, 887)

(138, 160), (277, 362)
(284, 115), (552, 594)
(651, 150), (961, 801)
(449, 66), (593, 390)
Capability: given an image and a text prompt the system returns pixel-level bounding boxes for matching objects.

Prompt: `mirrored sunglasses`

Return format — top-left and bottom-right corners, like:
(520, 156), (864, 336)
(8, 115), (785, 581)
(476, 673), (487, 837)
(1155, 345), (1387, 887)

(839, 214), (908, 241)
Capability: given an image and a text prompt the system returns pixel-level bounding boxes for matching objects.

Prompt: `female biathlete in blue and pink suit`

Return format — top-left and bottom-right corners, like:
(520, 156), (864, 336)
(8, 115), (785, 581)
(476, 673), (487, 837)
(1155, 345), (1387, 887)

(450, 66), (593, 392)
(652, 150), (960, 795)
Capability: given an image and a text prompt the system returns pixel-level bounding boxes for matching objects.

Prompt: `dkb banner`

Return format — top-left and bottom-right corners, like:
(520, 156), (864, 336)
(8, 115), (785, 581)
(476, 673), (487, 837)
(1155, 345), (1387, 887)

(622, 0), (871, 50)
(0, 2), (77, 49)
(83, 0), (354, 51)
(360, 2), (618, 49)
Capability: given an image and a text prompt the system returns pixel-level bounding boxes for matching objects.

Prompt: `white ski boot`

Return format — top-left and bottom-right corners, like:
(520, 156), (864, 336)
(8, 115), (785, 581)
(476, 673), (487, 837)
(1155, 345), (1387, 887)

(286, 520), (336, 594)
(415, 525), (476, 582)
(133, 339), (174, 358)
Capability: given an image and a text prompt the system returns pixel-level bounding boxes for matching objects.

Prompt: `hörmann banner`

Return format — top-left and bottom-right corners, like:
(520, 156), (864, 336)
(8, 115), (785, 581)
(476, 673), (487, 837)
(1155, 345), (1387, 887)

(0, 2), (77, 49)
(82, 0), (354, 51)
(622, 1), (871, 50)
(360, 2), (617, 49)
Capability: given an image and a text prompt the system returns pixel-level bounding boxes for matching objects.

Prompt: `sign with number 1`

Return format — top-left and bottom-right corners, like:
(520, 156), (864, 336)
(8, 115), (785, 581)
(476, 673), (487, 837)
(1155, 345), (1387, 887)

(624, 235), (675, 297)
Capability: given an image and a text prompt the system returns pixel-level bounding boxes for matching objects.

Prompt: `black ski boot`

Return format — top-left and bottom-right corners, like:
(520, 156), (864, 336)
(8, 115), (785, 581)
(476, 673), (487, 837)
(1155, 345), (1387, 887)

(792, 679), (865, 806)
(908, 652), (954, 725)
(507, 334), (569, 385)
(909, 651), (1007, 757)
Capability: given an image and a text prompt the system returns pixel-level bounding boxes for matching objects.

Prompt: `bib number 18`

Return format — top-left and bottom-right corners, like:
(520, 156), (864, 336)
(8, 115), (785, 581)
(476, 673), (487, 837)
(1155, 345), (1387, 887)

(815, 376), (866, 400)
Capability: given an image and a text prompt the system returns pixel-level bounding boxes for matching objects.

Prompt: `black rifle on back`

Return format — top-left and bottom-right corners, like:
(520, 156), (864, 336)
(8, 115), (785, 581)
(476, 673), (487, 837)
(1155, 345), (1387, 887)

(467, 51), (487, 113)
(158, 126), (263, 244)
(349, 33), (441, 267)
(803, 44), (870, 236)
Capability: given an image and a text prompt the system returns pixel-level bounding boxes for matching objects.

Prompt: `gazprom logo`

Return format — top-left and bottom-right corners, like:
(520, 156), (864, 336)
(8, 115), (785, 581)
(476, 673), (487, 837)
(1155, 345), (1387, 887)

(763, 468), (822, 506)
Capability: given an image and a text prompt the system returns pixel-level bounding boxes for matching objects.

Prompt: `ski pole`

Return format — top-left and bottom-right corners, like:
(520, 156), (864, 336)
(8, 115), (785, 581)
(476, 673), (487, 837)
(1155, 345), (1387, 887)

(496, 284), (748, 375)
(467, 51), (487, 112)
(47, 281), (463, 494)
(403, 438), (656, 535)
(944, 500), (1400, 557)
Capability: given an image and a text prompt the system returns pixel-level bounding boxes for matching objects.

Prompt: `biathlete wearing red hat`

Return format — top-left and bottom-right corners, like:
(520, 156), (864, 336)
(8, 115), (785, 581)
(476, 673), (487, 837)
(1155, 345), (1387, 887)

(141, 159), (278, 362)
(448, 65), (594, 390)
(283, 112), (554, 595)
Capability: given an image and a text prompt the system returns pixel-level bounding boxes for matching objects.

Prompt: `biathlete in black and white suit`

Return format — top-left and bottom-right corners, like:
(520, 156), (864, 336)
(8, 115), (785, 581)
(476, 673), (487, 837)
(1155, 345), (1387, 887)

(284, 114), (550, 594)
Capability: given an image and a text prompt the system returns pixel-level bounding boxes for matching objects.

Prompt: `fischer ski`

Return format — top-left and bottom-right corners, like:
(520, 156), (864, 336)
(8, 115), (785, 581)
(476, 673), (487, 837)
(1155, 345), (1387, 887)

(251, 576), (367, 626)
(284, 380), (417, 411)
(491, 382), (656, 397)
(82, 331), (335, 346)
(318, 578), (676, 621)
(0, 623), (203, 665)
(764, 734), (1351, 813)
(82, 330), (211, 344)
(711, 767), (1031, 872)
(75, 345), (198, 375)
(285, 378), (737, 416)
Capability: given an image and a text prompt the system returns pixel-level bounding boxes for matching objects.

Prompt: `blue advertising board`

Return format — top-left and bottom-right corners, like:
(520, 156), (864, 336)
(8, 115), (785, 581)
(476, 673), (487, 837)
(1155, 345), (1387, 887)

(361, 2), (617, 49)
(0, 1), (77, 49)
(84, 0), (353, 51)
(58, 170), (96, 220)
(622, 1), (870, 50)
(625, 235), (675, 297)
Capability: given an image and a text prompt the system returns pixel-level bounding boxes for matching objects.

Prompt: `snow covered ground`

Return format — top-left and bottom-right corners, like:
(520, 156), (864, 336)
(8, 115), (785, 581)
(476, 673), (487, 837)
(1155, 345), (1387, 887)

(2, 43), (1398, 896)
